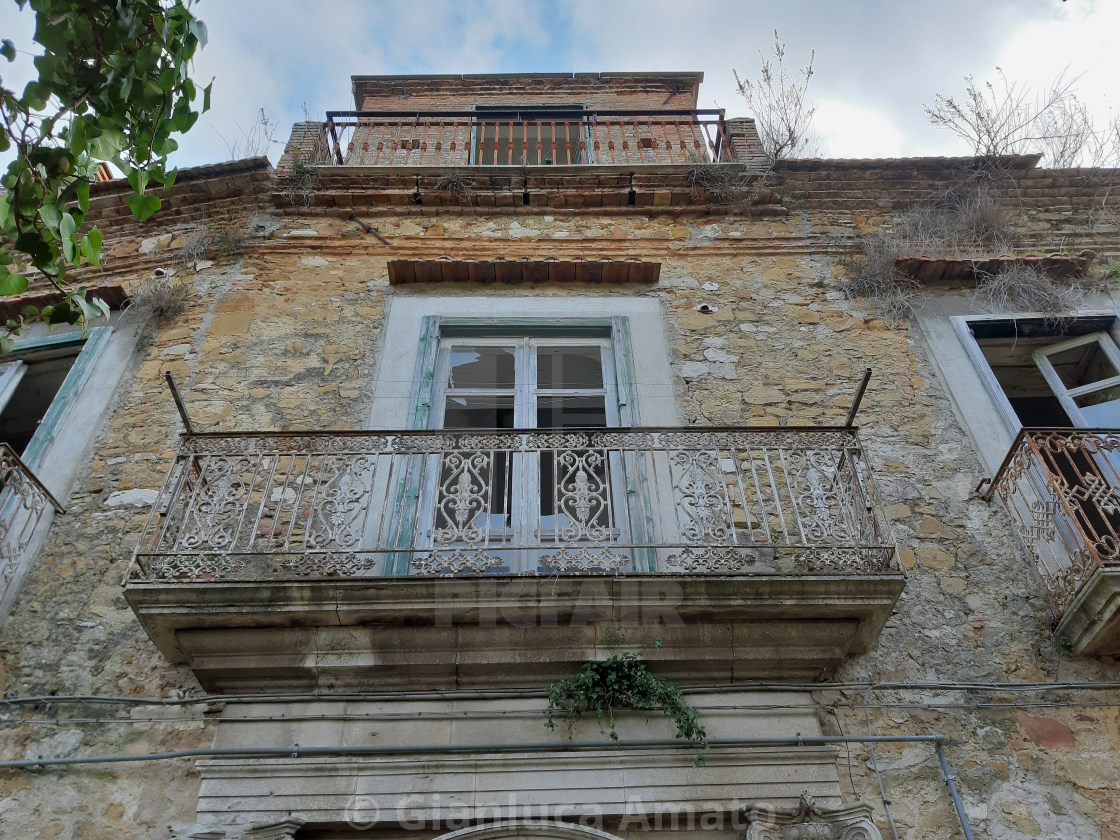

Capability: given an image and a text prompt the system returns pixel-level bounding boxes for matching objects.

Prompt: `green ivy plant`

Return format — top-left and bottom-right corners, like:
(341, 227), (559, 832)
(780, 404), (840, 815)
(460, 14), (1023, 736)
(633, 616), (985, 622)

(545, 652), (708, 762)
(0, 0), (211, 351)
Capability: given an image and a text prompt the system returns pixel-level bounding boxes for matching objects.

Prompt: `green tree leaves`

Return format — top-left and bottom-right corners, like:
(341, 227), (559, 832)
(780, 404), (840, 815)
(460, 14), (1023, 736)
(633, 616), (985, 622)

(0, 0), (210, 346)
(545, 652), (708, 763)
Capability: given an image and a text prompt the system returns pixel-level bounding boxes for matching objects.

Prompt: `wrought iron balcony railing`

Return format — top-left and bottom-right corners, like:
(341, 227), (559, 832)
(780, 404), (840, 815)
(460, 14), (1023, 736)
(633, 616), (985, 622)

(1, 442), (64, 590)
(984, 428), (1120, 613)
(323, 109), (731, 167)
(127, 426), (897, 584)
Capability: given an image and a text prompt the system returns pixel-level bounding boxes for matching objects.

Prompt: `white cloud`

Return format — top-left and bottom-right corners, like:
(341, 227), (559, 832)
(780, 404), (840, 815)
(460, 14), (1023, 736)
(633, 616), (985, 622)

(814, 99), (905, 159)
(6, 1), (1120, 170)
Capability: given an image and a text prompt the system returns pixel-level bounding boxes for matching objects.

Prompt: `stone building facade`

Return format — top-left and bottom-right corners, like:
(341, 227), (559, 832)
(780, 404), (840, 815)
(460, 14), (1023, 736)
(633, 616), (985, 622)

(0, 72), (1118, 839)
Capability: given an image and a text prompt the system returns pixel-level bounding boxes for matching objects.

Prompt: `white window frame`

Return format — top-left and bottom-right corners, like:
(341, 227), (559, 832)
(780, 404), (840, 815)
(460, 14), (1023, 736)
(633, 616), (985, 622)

(368, 295), (676, 574)
(367, 296), (677, 430)
(1032, 331), (1120, 427)
(423, 333), (627, 572)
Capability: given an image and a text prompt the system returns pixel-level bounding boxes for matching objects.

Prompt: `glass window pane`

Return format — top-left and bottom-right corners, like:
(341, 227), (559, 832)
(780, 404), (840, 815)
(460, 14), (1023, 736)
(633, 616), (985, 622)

(537, 347), (603, 389)
(1075, 386), (1120, 425)
(443, 395), (515, 429)
(537, 395), (606, 429)
(1047, 341), (1119, 390)
(447, 346), (515, 389)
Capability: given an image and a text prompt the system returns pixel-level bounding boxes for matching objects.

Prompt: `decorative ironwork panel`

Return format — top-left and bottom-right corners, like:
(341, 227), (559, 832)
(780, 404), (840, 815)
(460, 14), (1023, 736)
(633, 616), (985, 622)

(0, 444), (64, 590)
(127, 427), (897, 583)
(987, 428), (1120, 613)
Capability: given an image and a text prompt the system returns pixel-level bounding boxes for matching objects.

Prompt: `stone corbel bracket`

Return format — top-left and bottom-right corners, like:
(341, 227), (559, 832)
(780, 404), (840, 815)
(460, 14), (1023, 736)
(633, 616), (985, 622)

(240, 816), (307, 840)
(743, 795), (882, 840)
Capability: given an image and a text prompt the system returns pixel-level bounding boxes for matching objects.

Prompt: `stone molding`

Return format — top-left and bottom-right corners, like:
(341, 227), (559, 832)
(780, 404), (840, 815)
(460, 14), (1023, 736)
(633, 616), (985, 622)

(744, 795), (882, 840)
(127, 573), (905, 691)
(196, 748), (845, 828)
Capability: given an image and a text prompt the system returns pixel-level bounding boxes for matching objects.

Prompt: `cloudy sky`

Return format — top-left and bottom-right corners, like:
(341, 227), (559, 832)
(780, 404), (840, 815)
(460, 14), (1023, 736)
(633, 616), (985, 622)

(4, 0), (1119, 167)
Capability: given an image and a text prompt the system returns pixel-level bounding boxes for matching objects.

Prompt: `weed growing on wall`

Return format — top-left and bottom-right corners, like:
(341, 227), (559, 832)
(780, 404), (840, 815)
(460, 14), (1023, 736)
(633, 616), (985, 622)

(129, 275), (191, 330)
(843, 173), (1022, 322)
(433, 171), (476, 205)
(178, 222), (245, 268)
(685, 162), (771, 212)
(545, 653), (707, 763)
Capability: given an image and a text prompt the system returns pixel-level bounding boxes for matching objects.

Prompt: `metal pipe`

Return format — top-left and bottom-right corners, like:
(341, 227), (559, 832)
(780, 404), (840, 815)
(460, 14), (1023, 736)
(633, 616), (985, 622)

(164, 371), (193, 434)
(845, 368), (873, 427)
(936, 740), (976, 840)
(0, 734), (945, 769)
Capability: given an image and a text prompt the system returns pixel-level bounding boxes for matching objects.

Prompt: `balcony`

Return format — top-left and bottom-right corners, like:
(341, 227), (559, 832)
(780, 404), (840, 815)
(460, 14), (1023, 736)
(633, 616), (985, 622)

(323, 109), (732, 167)
(124, 426), (903, 692)
(1, 443), (64, 607)
(985, 428), (1120, 655)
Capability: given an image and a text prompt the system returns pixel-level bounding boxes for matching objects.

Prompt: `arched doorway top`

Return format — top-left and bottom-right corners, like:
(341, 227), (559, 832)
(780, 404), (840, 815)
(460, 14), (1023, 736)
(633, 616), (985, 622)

(432, 820), (625, 840)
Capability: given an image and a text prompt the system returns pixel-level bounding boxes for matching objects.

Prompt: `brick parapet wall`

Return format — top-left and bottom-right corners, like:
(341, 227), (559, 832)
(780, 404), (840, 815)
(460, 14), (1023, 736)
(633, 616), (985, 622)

(86, 159), (273, 241)
(773, 156), (1120, 254)
(6, 159), (277, 294)
(351, 73), (703, 111)
(724, 117), (767, 165)
(277, 121), (333, 173)
(72, 152), (1120, 267)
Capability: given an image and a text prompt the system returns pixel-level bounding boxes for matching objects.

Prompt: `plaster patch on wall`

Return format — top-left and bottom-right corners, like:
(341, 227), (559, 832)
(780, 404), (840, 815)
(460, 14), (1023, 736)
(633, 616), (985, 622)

(104, 489), (160, 508)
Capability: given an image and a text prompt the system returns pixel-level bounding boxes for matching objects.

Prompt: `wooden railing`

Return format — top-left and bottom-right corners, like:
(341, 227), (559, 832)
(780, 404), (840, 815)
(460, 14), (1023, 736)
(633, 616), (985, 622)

(323, 109), (731, 167)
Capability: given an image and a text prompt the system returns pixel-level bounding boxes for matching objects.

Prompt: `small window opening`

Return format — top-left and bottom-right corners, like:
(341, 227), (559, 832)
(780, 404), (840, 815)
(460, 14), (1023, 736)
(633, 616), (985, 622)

(0, 343), (81, 455)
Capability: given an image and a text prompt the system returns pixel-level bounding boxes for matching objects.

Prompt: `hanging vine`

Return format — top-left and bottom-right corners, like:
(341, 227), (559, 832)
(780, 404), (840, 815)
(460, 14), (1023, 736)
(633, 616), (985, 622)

(545, 653), (707, 762)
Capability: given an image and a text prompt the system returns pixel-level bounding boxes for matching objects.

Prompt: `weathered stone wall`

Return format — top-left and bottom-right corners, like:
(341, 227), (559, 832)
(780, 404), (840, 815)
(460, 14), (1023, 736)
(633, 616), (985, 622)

(1, 153), (1119, 839)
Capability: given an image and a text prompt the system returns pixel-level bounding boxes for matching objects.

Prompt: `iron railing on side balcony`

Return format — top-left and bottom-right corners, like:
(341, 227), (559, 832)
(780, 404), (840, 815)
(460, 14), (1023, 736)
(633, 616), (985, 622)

(323, 109), (731, 167)
(983, 427), (1120, 612)
(127, 427), (897, 583)
(1, 442), (65, 588)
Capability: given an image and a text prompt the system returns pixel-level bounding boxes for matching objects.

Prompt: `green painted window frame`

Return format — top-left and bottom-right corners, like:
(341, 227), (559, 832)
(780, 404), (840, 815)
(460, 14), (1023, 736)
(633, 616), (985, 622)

(2, 326), (112, 472)
(385, 315), (656, 574)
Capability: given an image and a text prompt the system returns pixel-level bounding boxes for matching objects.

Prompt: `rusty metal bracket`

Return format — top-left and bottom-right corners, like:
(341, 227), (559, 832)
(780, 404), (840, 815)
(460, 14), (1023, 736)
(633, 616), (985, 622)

(845, 368), (872, 427)
(348, 213), (391, 245)
(165, 371), (194, 435)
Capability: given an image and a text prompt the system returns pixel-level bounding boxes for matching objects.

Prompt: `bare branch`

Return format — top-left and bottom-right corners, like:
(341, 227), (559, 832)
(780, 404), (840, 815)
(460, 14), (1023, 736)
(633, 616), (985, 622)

(925, 68), (1113, 167)
(734, 30), (819, 162)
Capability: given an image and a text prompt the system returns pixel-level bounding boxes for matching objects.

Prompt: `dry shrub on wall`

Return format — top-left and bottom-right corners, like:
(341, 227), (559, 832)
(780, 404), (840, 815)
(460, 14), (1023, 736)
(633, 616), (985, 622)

(974, 264), (1108, 330)
(177, 221), (245, 268)
(684, 162), (772, 212)
(842, 173), (1019, 323)
(734, 30), (819, 162)
(129, 274), (191, 326)
(838, 231), (916, 325)
(433, 171), (476, 205)
(281, 153), (317, 207)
